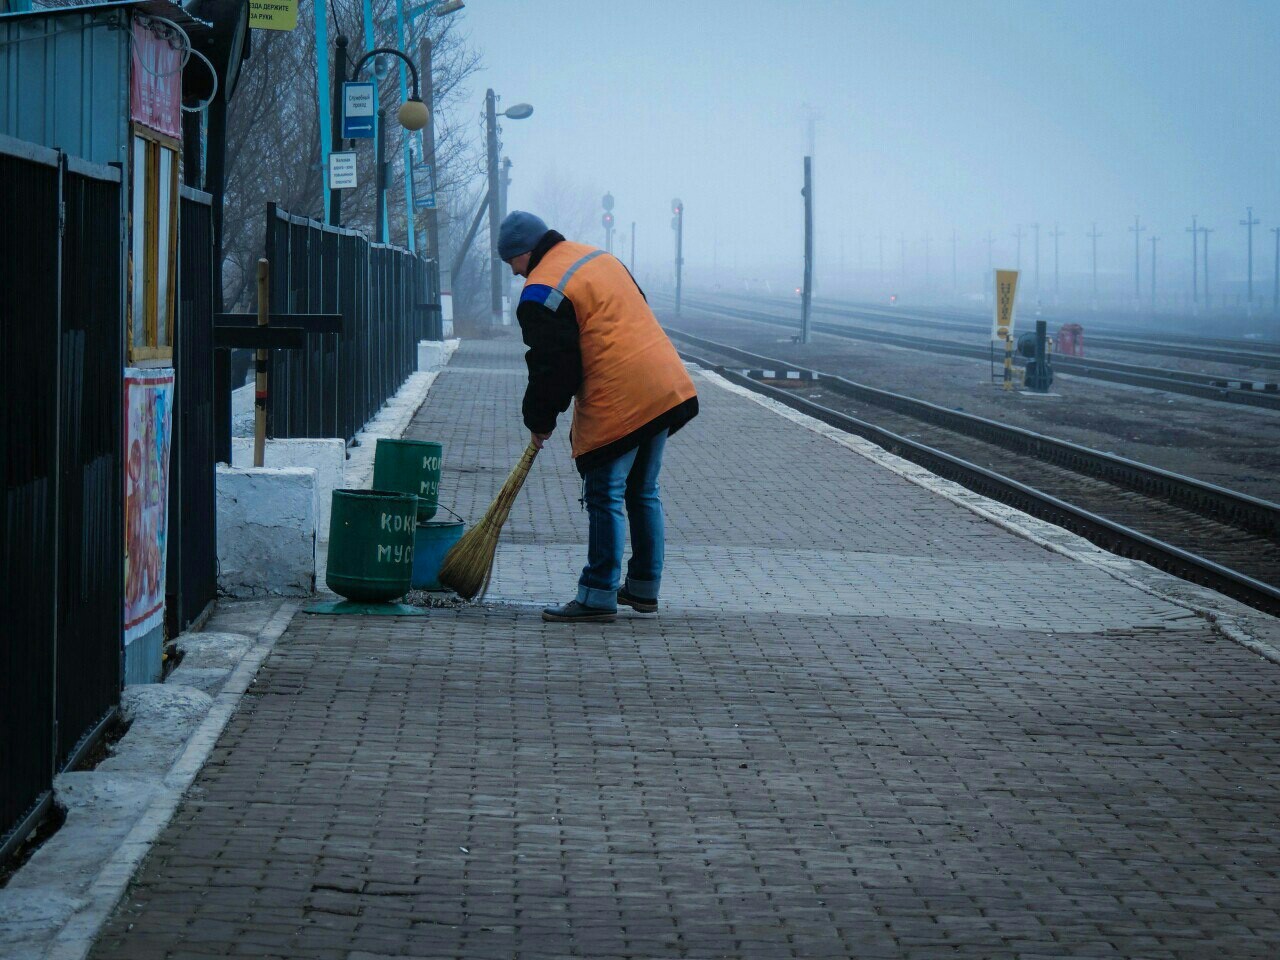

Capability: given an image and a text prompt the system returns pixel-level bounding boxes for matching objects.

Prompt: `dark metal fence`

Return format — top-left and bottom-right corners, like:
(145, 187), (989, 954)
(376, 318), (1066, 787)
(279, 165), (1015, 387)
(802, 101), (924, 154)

(167, 189), (218, 635)
(0, 136), (123, 858)
(263, 203), (434, 443)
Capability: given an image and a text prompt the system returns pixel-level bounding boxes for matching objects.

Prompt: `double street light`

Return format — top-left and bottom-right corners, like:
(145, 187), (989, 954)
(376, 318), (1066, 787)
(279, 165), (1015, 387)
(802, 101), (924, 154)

(487, 90), (533, 325)
(328, 37), (429, 239)
(327, 0), (462, 246)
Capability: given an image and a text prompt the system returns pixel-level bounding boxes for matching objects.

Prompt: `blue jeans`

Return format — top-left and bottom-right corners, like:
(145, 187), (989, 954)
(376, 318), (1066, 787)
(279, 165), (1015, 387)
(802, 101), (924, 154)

(576, 430), (667, 610)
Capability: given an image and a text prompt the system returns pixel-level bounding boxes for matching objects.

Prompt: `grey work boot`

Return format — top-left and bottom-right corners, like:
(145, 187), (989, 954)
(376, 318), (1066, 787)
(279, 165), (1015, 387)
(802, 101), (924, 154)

(617, 586), (658, 614)
(542, 600), (617, 623)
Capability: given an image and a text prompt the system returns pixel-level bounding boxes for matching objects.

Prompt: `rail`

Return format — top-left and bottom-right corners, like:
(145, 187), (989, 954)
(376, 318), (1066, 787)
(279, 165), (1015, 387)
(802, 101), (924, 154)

(668, 328), (1280, 617)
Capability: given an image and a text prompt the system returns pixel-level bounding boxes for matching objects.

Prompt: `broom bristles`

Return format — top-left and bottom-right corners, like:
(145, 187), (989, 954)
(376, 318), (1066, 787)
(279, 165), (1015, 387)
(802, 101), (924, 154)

(438, 441), (539, 600)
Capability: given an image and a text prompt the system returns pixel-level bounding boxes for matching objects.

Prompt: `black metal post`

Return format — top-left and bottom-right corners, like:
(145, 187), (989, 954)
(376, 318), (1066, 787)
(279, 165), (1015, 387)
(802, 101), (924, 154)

(376, 105), (386, 243)
(181, 111), (202, 188)
(330, 36), (348, 227)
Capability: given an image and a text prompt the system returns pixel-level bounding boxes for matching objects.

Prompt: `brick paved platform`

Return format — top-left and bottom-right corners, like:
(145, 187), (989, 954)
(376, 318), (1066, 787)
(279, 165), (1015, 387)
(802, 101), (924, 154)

(90, 339), (1280, 959)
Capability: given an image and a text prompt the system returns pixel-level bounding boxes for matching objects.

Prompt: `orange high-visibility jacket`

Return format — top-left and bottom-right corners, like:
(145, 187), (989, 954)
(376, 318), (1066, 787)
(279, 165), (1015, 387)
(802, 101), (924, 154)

(521, 241), (697, 460)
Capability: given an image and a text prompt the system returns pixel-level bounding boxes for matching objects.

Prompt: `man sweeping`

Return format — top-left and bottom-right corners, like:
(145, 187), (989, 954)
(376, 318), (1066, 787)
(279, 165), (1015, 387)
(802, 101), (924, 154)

(498, 211), (698, 623)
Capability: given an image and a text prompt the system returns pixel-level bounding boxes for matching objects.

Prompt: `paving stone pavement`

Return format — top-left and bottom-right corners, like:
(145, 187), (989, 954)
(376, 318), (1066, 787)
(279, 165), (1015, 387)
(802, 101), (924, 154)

(89, 338), (1280, 959)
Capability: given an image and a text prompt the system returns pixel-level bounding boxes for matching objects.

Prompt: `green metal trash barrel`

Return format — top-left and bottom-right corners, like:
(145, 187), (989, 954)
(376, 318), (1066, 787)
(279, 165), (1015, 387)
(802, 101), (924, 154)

(326, 489), (418, 602)
(373, 438), (444, 521)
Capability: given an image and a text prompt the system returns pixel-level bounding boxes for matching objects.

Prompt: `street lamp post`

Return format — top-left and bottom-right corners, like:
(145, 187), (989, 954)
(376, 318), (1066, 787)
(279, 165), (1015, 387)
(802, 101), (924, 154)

(388, 0), (463, 254)
(329, 41), (430, 240)
(485, 90), (533, 327)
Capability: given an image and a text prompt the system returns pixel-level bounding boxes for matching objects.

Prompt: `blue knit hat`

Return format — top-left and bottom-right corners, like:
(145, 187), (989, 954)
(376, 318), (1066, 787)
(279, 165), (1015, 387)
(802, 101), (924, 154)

(497, 211), (549, 261)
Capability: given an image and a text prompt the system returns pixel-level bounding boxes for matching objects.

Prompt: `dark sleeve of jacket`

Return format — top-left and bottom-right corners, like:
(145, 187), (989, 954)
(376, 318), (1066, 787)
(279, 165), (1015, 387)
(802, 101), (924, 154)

(517, 295), (582, 434)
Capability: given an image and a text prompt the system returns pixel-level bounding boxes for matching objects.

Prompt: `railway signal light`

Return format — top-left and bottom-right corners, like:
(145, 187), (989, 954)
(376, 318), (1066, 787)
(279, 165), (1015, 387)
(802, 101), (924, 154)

(602, 212), (614, 230)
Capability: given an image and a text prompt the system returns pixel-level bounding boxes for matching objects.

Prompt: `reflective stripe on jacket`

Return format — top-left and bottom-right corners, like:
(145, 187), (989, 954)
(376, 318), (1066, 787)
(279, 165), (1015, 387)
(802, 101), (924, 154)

(521, 241), (697, 460)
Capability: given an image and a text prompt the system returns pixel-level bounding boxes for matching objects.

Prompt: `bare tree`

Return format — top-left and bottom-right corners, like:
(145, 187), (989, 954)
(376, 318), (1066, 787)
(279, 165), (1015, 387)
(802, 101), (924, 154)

(529, 166), (602, 246)
(220, 0), (483, 312)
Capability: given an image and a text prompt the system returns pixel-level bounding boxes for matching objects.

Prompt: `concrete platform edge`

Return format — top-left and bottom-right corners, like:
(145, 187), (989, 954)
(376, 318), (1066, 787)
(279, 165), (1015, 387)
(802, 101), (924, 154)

(43, 601), (301, 960)
(697, 367), (1280, 664)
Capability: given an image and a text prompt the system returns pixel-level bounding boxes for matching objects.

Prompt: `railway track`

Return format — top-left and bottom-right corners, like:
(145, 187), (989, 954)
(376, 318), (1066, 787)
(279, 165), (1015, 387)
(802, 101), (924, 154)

(719, 291), (1280, 370)
(667, 295), (1280, 411)
(668, 327), (1280, 616)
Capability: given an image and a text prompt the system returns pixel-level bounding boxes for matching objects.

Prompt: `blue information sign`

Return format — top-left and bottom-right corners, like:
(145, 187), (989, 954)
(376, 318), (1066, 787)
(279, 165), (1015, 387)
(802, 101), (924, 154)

(342, 82), (375, 139)
(413, 163), (436, 209)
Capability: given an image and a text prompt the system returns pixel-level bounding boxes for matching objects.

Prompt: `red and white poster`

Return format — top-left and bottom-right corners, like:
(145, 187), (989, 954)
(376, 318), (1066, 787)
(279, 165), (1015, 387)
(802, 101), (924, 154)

(124, 368), (174, 644)
(130, 22), (182, 139)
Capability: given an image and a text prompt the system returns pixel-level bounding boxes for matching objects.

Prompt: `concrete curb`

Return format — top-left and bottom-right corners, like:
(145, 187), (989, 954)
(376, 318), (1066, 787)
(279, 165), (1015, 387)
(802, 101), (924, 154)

(697, 367), (1280, 665)
(42, 601), (300, 960)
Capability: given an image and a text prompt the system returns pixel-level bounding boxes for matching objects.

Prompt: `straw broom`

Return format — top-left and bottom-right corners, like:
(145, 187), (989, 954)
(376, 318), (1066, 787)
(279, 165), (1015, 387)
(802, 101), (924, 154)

(438, 441), (540, 600)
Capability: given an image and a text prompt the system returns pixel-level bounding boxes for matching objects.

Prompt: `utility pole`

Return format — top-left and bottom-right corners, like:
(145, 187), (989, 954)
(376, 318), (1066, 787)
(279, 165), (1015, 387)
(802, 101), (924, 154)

(1087, 223), (1102, 309)
(1201, 225), (1214, 309)
(1129, 215), (1144, 302)
(1049, 223), (1064, 300)
(1012, 224), (1023, 271)
(499, 157), (512, 222)
(1186, 215), (1199, 305)
(418, 37), (443, 298)
(1031, 222), (1040, 296)
(485, 88), (502, 328)
(1149, 235), (1159, 310)
(801, 156), (814, 343)
(1241, 206), (1259, 304)
(950, 229), (958, 294)
(672, 198), (684, 317)
(1272, 226), (1279, 313)
(983, 231), (993, 304)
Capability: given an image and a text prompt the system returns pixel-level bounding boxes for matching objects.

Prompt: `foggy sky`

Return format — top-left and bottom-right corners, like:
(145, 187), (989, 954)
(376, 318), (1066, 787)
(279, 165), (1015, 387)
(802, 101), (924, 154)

(460, 0), (1280, 296)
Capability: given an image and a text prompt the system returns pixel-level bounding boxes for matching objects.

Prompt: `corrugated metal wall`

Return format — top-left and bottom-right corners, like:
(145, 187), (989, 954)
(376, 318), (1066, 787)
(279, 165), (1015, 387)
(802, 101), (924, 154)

(0, 6), (130, 167)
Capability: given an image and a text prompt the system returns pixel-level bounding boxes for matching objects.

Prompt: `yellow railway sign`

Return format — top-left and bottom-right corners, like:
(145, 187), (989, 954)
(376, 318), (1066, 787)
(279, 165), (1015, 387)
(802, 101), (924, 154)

(992, 269), (1019, 342)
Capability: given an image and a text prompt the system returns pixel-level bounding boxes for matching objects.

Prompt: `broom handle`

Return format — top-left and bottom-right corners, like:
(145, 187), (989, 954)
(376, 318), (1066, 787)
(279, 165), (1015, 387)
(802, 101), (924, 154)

(484, 442), (539, 528)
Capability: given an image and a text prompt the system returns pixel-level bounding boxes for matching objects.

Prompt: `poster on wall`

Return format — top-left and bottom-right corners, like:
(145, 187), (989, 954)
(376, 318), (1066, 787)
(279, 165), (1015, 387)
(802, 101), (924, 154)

(130, 22), (182, 139)
(124, 368), (175, 644)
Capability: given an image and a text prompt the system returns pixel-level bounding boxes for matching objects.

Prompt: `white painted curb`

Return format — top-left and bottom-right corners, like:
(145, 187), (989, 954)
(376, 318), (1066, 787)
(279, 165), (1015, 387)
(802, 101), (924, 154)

(43, 602), (300, 960)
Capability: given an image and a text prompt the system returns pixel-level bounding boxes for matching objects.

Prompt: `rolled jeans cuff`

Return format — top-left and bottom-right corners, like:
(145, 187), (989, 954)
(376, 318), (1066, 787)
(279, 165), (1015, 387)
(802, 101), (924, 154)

(624, 576), (660, 602)
(576, 583), (618, 611)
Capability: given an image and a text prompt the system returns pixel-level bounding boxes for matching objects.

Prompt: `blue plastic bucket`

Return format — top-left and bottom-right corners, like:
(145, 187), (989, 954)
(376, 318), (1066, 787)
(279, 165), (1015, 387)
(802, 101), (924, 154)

(411, 518), (465, 590)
